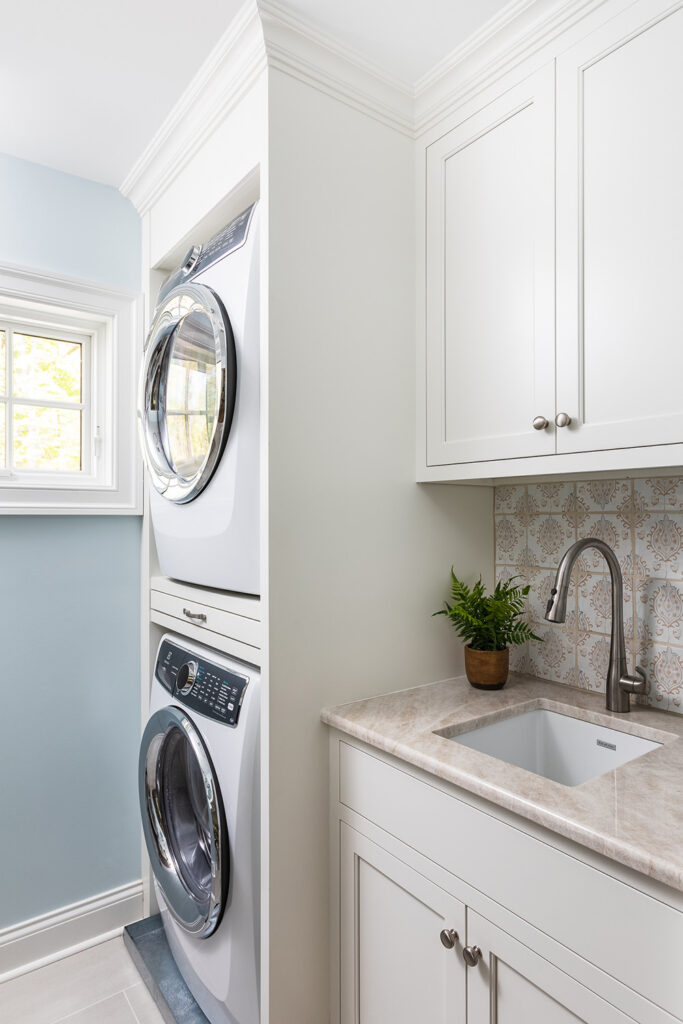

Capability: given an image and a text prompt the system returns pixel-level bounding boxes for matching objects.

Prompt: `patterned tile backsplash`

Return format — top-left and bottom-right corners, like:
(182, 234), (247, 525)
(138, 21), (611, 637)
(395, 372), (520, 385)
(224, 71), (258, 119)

(494, 476), (683, 714)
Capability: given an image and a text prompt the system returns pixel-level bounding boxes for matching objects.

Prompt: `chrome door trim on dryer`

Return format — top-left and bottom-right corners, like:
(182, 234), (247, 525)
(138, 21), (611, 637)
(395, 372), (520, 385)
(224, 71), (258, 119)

(139, 283), (236, 504)
(140, 705), (229, 938)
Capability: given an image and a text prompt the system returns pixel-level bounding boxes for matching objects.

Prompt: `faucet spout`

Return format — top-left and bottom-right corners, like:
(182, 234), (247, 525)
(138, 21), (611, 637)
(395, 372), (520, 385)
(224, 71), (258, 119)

(544, 538), (647, 713)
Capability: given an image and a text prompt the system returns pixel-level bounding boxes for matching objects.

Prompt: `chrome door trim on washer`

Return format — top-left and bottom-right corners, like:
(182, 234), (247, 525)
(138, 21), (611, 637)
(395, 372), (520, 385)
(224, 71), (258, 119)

(140, 706), (229, 938)
(138, 283), (236, 504)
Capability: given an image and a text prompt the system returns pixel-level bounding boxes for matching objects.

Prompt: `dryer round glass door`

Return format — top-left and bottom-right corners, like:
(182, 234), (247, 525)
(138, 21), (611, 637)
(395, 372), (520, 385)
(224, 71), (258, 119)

(139, 706), (229, 938)
(139, 283), (236, 503)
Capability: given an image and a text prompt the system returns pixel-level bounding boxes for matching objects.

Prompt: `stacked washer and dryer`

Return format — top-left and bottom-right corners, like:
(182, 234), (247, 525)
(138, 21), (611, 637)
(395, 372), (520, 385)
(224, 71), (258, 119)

(137, 204), (261, 1024)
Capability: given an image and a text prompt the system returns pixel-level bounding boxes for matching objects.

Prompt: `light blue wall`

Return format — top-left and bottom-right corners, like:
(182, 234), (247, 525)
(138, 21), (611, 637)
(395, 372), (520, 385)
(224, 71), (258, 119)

(0, 153), (142, 928)
(0, 153), (140, 290)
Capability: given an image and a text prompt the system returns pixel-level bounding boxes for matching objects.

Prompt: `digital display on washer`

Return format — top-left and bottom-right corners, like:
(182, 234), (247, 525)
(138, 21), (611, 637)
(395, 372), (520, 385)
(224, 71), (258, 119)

(156, 640), (249, 727)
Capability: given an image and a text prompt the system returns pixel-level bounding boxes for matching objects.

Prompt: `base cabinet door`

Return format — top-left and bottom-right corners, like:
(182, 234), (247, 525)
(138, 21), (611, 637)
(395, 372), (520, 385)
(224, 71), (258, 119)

(339, 824), (466, 1024)
(466, 911), (635, 1024)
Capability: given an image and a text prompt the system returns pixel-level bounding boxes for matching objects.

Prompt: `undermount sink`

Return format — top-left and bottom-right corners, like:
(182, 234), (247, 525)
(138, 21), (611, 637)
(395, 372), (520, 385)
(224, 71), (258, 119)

(445, 707), (662, 787)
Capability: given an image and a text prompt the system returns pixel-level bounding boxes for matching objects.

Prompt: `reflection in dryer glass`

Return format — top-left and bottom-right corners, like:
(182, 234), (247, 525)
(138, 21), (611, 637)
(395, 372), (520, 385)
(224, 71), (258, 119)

(162, 310), (218, 479)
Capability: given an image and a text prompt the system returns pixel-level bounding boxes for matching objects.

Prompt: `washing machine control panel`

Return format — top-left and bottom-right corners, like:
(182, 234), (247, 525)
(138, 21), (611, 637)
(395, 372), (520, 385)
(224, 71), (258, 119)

(156, 640), (248, 727)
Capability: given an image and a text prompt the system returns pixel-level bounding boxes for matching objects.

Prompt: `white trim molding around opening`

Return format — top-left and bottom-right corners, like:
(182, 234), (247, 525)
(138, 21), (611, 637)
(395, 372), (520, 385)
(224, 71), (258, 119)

(0, 263), (142, 514)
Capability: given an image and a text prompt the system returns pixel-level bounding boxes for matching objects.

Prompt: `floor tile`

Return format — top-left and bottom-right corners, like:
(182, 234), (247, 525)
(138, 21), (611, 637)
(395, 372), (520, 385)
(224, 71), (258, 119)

(56, 992), (137, 1024)
(0, 938), (140, 1024)
(124, 984), (167, 1024)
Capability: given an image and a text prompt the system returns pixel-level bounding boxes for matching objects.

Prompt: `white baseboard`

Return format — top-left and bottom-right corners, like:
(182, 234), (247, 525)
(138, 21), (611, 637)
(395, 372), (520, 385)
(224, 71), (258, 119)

(0, 880), (144, 982)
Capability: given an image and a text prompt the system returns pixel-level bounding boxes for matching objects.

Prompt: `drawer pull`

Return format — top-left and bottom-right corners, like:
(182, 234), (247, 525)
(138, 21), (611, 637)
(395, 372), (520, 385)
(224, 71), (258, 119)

(183, 608), (207, 623)
(440, 929), (458, 949)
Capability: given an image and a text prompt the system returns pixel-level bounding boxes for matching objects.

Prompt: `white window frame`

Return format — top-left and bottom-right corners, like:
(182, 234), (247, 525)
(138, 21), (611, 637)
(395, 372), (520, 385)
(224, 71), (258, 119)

(0, 263), (142, 514)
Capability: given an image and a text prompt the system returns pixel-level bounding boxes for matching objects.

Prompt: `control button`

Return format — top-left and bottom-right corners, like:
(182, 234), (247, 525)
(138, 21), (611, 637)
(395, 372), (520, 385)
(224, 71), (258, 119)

(177, 660), (199, 696)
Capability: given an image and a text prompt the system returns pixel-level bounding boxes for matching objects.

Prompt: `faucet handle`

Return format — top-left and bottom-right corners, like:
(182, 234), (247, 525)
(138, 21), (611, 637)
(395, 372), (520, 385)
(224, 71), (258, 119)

(619, 666), (648, 696)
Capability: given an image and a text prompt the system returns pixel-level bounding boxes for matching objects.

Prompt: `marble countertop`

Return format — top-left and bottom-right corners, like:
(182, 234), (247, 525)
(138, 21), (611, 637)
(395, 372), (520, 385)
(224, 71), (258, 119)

(321, 673), (683, 892)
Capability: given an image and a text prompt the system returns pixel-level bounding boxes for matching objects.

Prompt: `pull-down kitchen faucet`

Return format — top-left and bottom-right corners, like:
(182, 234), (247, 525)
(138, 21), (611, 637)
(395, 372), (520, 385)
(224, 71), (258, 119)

(545, 538), (647, 713)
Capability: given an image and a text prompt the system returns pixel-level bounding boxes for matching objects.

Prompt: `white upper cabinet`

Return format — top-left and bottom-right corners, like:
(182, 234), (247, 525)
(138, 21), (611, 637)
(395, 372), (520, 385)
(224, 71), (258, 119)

(556, 0), (683, 455)
(421, 0), (683, 479)
(425, 65), (555, 467)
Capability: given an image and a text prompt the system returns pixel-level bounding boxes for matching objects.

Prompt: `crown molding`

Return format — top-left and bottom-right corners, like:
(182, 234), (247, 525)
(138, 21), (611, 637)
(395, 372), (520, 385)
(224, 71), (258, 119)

(120, 0), (266, 214)
(258, 0), (414, 136)
(119, 0), (611, 213)
(414, 0), (609, 135)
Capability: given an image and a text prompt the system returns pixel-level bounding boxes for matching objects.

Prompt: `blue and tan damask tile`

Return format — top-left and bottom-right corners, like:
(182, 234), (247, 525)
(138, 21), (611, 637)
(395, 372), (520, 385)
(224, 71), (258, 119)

(638, 578), (683, 644)
(493, 475), (683, 714)
(494, 515), (526, 565)
(634, 477), (683, 512)
(636, 512), (683, 579)
(576, 634), (613, 693)
(527, 481), (574, 515)
(577, 573), (613, 634)
(580, 513), (631, 573)
(643, 644), (683, 712)
(576, 478), (630, 512)
(527, 514), (574, 569)
(528, 625), (575, 684)
(494, 484), (525, 514)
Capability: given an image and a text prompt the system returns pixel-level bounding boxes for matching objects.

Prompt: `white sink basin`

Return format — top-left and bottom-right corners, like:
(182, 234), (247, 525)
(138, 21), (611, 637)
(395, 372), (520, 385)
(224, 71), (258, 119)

(447, 708), (661, 786)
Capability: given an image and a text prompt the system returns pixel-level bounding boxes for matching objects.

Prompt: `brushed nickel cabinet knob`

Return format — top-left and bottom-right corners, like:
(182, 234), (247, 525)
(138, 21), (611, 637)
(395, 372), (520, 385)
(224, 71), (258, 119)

(440, 928), (458, 949)
(463, 944), (482, 967)
(555, 412), (572, 428)
(533, 416), (549, 430)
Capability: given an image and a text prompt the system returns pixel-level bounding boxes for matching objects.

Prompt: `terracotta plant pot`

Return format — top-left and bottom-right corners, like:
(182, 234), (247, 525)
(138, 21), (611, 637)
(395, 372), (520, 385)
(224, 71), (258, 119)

(464, 645), (509, 690)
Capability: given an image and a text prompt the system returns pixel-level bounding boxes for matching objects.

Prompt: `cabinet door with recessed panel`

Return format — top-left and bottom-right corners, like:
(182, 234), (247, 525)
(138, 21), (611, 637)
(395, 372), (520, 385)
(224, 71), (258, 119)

(466, 910), (635, 1024)
(556, 0), (683, 454)
(339, 824), (466, 1024)
(425, 63), (556, 466)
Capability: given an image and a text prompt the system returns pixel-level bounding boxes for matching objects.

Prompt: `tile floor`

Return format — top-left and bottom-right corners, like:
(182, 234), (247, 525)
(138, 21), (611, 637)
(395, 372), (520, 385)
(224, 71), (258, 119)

(0, 937), (165, 1024)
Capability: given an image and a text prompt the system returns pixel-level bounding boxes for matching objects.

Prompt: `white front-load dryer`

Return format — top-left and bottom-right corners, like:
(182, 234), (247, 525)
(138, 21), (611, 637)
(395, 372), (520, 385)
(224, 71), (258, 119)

(139, 634), (260, 1024)
(139, 204), (260, 594)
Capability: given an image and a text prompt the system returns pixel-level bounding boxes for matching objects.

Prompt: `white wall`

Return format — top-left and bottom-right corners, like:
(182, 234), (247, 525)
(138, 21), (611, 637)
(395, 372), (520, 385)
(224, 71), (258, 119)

(265, 70), (493, 1023)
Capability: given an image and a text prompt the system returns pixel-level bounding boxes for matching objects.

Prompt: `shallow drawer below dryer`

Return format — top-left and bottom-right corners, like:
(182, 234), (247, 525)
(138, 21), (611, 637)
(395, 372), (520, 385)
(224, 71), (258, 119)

(150, 576), (261, 665)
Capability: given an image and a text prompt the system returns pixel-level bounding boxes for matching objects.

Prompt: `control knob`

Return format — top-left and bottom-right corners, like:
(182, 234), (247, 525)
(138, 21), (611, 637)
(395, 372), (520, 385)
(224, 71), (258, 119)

(181, 245), (202, 274)
(177, 660), (199, 696)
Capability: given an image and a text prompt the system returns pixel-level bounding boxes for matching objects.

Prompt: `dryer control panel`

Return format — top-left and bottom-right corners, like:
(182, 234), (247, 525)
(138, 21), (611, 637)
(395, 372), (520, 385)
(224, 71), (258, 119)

(156, 639), (249, 727)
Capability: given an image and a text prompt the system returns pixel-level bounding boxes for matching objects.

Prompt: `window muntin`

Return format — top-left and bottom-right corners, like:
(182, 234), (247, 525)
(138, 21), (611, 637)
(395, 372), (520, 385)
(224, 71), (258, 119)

(0, 320), (90, 476)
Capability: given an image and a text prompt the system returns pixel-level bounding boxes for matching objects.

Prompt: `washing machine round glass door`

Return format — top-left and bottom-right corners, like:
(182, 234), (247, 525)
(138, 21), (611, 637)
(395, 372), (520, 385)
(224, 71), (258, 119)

(139, 706), (229, 938)
(139, 283), (237, 504)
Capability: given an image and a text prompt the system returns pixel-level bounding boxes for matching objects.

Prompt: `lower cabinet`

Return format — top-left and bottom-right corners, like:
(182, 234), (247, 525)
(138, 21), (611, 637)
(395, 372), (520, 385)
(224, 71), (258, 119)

(467, 911), (632, 1024)
(339, 821), (651, 1024)
(340, 825), (466, 1023)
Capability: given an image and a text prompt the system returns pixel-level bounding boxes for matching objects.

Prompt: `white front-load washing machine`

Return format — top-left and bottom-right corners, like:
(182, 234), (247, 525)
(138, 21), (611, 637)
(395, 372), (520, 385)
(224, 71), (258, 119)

(139, 634), (260, 1024)
(139, 203), (260, 594)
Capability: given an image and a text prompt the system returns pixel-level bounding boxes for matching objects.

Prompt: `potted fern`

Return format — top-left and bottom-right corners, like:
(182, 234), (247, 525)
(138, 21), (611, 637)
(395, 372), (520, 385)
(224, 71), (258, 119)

(434, 572), (541, 690)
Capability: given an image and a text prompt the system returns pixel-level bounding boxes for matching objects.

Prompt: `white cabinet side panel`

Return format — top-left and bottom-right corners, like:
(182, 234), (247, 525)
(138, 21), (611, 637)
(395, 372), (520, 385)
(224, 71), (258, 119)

(267, 68), (493, 1024)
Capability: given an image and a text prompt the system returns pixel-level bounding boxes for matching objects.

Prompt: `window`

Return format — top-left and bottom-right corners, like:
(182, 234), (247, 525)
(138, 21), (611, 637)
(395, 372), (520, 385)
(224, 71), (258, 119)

(0, 265), (141, 513)
(0, 320), (91, 476)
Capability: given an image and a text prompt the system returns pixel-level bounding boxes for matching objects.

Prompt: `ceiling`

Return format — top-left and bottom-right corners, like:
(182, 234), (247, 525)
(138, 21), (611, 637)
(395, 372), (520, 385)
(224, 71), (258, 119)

(282, 0), (513, 83)
(1, 0), (512, 189)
